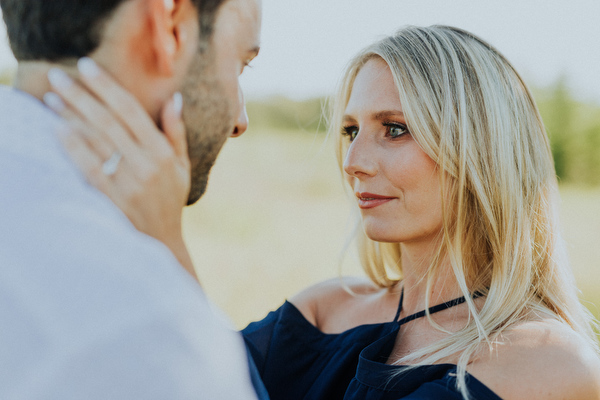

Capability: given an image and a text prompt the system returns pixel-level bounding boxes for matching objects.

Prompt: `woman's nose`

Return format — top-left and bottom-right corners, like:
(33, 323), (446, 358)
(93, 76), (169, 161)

(343, 132), (377, 178)
(231, 88), (248, 137)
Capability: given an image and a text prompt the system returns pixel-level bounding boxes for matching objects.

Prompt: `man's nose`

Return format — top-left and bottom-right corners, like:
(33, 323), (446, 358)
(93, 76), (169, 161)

(231, 88), (248, 137)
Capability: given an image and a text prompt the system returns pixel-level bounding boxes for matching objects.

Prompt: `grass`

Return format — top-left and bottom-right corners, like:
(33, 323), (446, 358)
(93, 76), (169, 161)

(183, 128), (600, 332)
(559, 185), (600, 320)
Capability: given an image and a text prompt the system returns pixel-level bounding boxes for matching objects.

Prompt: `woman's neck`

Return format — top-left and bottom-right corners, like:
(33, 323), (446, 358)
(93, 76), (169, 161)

(398, 240), (465, 318)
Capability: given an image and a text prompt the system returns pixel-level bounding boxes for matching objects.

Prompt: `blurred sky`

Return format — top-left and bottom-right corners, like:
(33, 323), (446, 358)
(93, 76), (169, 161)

(1, 0), (599, 101)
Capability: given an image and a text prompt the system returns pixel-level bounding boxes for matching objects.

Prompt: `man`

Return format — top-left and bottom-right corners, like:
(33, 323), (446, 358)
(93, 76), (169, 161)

(0, 0), (262, 398)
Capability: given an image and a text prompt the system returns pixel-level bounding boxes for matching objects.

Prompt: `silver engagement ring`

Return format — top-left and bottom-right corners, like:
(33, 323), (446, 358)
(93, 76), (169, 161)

(101, 151), (122, 176)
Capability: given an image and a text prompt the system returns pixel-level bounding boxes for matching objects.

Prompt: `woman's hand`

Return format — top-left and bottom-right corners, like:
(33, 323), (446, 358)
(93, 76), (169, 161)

(44, 58), (197, 280)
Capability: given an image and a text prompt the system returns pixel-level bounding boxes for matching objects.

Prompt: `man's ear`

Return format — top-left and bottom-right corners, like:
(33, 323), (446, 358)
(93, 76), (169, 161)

(146, 0), (196, 76)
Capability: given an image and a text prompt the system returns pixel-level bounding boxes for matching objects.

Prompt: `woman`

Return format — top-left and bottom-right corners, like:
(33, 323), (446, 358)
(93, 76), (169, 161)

(48, 25), (600, 399)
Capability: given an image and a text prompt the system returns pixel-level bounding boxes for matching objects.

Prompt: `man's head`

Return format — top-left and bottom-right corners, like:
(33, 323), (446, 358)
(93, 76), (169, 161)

(0, 0), (261, 204)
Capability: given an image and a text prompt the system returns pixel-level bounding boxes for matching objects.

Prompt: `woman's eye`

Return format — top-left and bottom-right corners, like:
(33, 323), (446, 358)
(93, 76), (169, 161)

(342, 126), (359, 141)
(385, 123), (408, 139)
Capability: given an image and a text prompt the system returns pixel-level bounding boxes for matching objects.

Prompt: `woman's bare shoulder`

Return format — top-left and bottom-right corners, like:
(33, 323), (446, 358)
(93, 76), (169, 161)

(468, 318), (600, 400)
(289, 277), (400, 334)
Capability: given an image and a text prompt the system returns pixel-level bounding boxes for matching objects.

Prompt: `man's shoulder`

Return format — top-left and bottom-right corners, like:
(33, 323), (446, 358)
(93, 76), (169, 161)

(0, 84), (211, 349)
(0, 181), (201, 315)
(0, 86), (180, 282)
(0, 170), (256, 398)
(0, 210), (255, 398)
(0, 87), (258, 399)
(0, 85), (77, 189)
(0, 86), (51, 132)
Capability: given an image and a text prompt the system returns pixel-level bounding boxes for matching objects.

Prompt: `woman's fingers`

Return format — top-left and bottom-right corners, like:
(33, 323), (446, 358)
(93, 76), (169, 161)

(76, 58), (169, 152)
(57, 123), (145, 216)
(161, 92), (189, 161)
(57, 124), (113, 194)
(47, 68), (138, 155)
(48, 64), (194, 277)
(46, 64), (189, 206)
(44, 92), (115, 162)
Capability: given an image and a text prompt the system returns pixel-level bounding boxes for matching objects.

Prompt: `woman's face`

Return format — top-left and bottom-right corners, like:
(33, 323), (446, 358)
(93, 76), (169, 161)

(342, 58), (443, 244)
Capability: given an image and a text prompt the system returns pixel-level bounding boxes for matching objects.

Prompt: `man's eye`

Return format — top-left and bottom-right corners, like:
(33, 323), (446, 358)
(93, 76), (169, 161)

(341, 126), (359, 141)
(384, 123), (409, 138)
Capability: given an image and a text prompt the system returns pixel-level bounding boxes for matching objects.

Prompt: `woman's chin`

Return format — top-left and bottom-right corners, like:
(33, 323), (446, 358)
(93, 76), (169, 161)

(363, 228), (403, 244)
(363, 225), (441, 245)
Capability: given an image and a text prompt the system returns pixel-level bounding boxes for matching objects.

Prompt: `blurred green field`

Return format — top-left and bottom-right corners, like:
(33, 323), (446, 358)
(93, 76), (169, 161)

(183, 128), (600, 331)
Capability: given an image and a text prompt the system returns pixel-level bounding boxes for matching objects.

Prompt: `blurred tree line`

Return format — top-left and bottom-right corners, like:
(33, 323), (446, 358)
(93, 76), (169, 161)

(2, 68), (598, 185)
(246, 96), (328, 134)
(533, 80), (600, 186)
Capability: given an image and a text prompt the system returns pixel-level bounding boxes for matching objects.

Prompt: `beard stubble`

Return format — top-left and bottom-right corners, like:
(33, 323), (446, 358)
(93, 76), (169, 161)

(180, 49), (234, 205)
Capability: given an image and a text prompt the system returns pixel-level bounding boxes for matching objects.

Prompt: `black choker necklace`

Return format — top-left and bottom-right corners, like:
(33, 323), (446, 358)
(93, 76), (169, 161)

(396, 289), (484, 326)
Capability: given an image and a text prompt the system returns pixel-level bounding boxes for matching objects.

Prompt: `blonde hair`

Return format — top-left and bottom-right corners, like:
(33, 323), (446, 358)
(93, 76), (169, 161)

(332, 25), (599, 398)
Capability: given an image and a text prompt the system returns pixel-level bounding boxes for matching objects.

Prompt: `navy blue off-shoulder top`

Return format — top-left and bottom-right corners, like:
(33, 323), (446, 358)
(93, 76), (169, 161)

(242, 300), (502, 400)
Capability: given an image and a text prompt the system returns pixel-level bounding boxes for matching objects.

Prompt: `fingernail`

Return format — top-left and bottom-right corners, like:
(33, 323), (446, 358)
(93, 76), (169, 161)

(173, 92), (183, 116)
(48, 68), (73, 90)
(78, 57), (100, 78)
(43, 92), (65, 112)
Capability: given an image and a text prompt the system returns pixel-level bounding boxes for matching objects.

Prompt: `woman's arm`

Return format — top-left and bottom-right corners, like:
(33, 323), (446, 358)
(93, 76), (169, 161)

(45, 58), (196, 280)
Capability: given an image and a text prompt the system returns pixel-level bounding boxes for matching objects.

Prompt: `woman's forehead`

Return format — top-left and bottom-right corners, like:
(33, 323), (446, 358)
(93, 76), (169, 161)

(344, 59), (403, 118)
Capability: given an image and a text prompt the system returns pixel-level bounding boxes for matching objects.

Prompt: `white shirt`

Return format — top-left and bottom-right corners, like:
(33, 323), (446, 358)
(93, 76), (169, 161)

(0, 86), (257, 400)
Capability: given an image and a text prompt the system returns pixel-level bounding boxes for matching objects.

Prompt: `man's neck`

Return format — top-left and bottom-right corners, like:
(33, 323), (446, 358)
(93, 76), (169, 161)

(13, 60), (78, 101)
(13, 59), (164, 123)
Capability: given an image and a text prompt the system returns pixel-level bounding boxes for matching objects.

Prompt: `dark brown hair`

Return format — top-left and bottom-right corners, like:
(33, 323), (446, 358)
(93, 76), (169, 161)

(0, 0), (227, 61)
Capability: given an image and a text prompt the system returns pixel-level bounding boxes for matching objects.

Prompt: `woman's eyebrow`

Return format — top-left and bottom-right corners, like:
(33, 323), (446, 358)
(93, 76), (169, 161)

(343, 111), (405, 123)
(373, 110), (405, 120)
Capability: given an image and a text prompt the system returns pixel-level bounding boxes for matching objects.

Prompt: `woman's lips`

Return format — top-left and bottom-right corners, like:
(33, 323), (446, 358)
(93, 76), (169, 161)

(356, 192), (396, 209)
